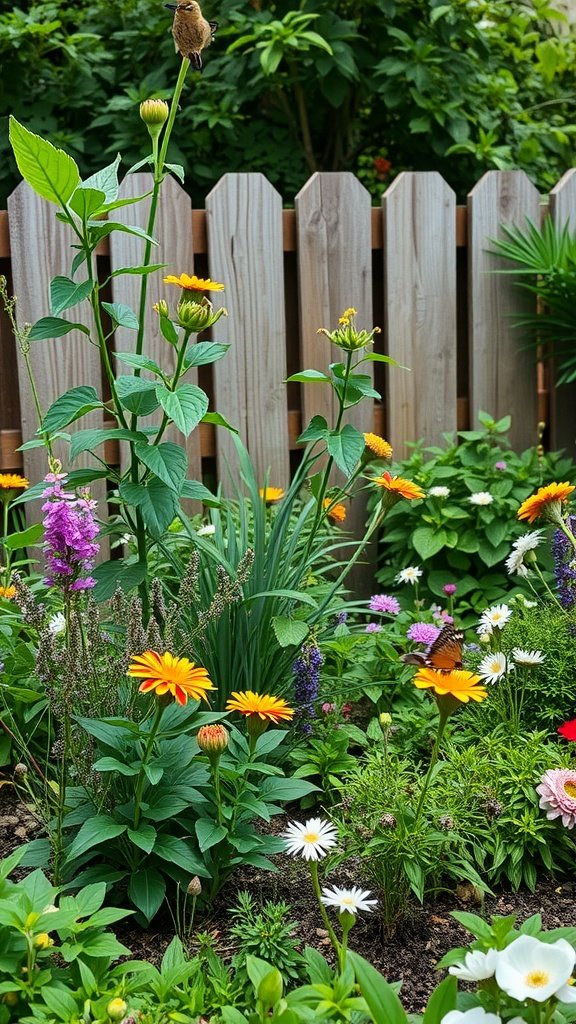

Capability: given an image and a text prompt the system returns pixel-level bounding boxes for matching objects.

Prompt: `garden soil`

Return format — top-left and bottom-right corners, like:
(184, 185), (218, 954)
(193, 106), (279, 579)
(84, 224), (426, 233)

(2, 785), (575, 1015)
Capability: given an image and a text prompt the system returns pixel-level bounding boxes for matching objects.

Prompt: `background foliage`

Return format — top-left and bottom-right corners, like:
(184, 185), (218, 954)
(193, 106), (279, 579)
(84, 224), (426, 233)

(1, 0), (575, 208)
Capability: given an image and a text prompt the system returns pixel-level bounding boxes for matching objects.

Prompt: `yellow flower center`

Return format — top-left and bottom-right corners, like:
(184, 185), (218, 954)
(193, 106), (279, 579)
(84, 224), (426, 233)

(341, 896), (354, 905)
(525, 970), (551, 988)
(564, 782), (576, 798)
(303, 832), (319, 844)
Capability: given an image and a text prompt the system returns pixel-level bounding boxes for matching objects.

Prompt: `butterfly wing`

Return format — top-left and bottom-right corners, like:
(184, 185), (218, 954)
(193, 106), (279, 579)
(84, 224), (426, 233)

(425, 625), (464, 671)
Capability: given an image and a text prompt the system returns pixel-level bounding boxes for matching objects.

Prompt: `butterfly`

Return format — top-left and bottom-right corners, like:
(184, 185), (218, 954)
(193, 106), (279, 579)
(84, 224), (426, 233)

(401, 624), (464, 673)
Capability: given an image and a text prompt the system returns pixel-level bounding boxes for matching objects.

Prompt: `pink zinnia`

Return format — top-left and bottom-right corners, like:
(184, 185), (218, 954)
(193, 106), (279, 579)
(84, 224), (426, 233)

(537, 768), (576, 828)
(369, 594), (400, 614)
(406, 622), (441, 645)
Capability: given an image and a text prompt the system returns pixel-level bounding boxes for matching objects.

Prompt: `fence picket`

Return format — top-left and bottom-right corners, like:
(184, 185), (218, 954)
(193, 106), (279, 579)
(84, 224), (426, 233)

(206, 173), (289, 492)
(468, 170), (541, 451)
(549, 168), (576, 452)
(383, 172), (457, 455)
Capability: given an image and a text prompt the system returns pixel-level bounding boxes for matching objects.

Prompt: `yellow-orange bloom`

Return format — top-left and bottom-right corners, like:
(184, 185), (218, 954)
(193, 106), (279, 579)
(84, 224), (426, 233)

(0, 585), (16, 600)
(374, 472), (425, 501)
(226, 690), (294, 723)
(413, 667), (487, 704)
(323, 498), (346, 523)
(259, 486), (285, 504)
(0, 474), (28, 504)
(164, 273), (224, 293)
(517, 481), (575, 524)
(364, 433), (393, 460)
(127, 650), (215, 706)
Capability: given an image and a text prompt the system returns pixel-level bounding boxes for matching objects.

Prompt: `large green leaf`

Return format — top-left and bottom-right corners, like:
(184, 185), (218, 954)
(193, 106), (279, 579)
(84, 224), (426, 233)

(120, 478), (179, 537)
(271, 617), (309, 648)
(422, 976), (457, 1024)
(115, 352), (164, 376)
(128, 867), (166, 924)
(326, 424), (365, 476)
(347, 951), (408, 1024)
(152, 835), (211, 876)
(70, 427), (147, 462)
(127, 824), (157, 855)
(69, 186), (106, 220)
(9, 116), (80, 205)
(180, 479), (220, 506)
(42, 386), (103, 433)
(412, 526), (446, 560)
(195, 818), (228, 853)
(50, 276), (93, 316)
(81, 155), (121, 204)
(102, 302), (139, 330)
(155, 383), (209, 437)
(3, 523), (43, 550)
(116, 375), (160, 416)
(258, 777), (318, 803)
(29, 316), (90, 341)
(183, 341), (230, 368)
(91, 559), (148, 602)
(134, 441), (188, 493)
(64, 815), (127, 863)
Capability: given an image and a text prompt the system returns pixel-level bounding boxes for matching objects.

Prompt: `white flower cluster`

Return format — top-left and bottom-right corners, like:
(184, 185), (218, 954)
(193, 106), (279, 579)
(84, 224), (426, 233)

(505, 530), (542, 577)
(282, 817), (377, 914)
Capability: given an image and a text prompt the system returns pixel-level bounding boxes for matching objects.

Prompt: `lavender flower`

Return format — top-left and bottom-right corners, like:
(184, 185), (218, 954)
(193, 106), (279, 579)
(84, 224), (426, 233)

(553, 515), (576, 609)
(369, 594), (400, 614)
(365, 622), (382, 633)
(406, 622), (441, 645)
(292, 637), (324, 734)
(42, 474), (99, 594)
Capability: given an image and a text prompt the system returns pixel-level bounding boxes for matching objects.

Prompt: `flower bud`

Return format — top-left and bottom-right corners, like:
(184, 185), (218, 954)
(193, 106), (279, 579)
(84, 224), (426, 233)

(106, 998), (128, 1021)
(317, 308), (381, 352)
(140, 99), (169, 128)
(379, 813), (396, 829)
(153, 299), (170, 319)
(197, 723), (229, 758)
(14, 762), (28, 775)
(379, 712), (392, 727)
(187, 875), (202, 896)
(2, 992), (18, 1006)
(257, 967), (283, 1007)
(177, 297), (227, 333)
(34, 932), (54, 949)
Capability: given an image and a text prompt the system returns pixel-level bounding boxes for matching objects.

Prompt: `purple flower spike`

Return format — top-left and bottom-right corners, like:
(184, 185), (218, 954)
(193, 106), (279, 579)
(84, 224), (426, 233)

(42, 473), (99, 594)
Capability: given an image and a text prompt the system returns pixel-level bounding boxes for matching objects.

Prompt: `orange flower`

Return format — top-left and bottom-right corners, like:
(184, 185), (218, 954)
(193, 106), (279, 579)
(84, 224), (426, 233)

(323, 498), (346, 523)
(163, 273), (224, 293)
(373, 472), (425, 501)
(259, 486), (285, 504)
(127, 650), (215, 706)
(413, 667), (487, 704)
(226, 690), (294, 723)
(517, 481), (575, 524)
(0, 585), (16, 600)
(197, 723), (229, 757)
(364, 433), (393, 460)
(0, 474), (29, 491)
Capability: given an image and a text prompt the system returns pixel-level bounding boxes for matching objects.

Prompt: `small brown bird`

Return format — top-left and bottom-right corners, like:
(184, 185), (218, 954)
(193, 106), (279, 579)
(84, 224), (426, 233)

(165, 1), (217, 70)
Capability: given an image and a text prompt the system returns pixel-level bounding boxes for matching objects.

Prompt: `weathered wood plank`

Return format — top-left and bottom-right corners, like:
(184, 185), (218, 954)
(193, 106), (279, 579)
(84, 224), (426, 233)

(383, 171), (457, 456)
(548, 168), (576, 455)
(7, 182), (109, 555)
(206, 173), (289, 491)
(108, 172), (202, 485)
(468, 171), (541, 451)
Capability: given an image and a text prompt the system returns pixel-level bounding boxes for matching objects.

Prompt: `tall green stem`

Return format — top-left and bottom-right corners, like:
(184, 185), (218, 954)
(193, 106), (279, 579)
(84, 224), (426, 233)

(413, 702), (451, 824)
(133, 701), (165, 831)
(309, 860), (341, 960)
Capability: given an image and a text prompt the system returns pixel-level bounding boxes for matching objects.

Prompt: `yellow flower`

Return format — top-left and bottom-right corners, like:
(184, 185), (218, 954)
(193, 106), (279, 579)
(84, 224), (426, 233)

(164, 273), (224, 293)
(339, 307), (358, 325)
(317, 308), (381, 352)
(518, 481), (575, 524)
(259, 486), (285, 504)
(323, 498), (346, 523)
(226, 690), (295, 724)
(106, 998), (128, 1021)
(34, 933), (54, 949)
(373, 471), (425, 501)
(0, 585), (16, 600)
(413, 667), (487, 704)
(364, 433), (393, 460)
(127, 650), (215, 706)
(0, 473), (28, 503)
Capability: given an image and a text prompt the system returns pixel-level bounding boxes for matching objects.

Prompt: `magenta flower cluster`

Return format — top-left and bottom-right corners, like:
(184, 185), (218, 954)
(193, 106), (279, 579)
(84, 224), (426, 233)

(369, 594), (400, 614)
(407, 622), (441, 645)
(42, 472), (99, 593)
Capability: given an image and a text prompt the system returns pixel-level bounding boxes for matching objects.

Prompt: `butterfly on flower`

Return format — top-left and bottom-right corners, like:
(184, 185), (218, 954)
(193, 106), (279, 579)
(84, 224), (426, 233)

(401, 624), (465, 673)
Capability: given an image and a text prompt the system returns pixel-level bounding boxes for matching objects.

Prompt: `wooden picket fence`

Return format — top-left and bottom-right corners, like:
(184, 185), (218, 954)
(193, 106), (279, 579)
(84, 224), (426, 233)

(1, 167), (576, 519)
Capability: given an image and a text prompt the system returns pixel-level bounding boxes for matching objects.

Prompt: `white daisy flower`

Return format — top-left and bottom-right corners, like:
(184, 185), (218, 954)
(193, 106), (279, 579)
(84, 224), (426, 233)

(495, 935), (576, 1002)
(320, 885), (378, 915)
(505, 548), (530, 577)
(48, 612), (66, 637)
(449, 948), (498, 982)
(442, 1010), (502, 1024)
(505, 530), (543, 576)
(282, 818), (338, 861)
(512, 648), (545, 666)
(469, 492), (494, 506)
(429, 486), (450, 498)
(395, 566), (423, 585)
(479, 603), (512, 631)
(197, 524), (216, 537)
(478, 652), (508, 684)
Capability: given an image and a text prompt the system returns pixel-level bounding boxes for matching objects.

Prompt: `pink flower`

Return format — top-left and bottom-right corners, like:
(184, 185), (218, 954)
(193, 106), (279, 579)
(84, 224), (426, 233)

(407, 622), (441, 645)
(321, 702), (335, 714)
(443, 583), (457, 596)
(369, 594), (400, 614)
(440, 611), (454, 624)
(341, 703), (352, 719)
(495, 461), (507, 471)
(365, 622), (382, 633)
(537, 768), (576, 828)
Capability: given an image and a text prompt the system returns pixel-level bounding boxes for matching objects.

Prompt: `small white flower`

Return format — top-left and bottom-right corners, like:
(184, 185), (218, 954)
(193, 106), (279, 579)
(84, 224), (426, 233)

(480, 603), (512, 631)
(449, 948), (498, 982)
(495, 935), (575, 1002)
(395, 566), (423, 585)
(505, 548), (530, 577)
(469, 491), (494, 506)
(513, 530), (543, 556)
(197, 524), (216, 537)
(320, 885), (378, 915)
(48, 612), (66, 637)
(512, 648), (545, 666)
(478, 652), (507, 684)
(429, 486), (450, 498)
(282, 818), (338, 861)
(442, 1010), (502, 1024)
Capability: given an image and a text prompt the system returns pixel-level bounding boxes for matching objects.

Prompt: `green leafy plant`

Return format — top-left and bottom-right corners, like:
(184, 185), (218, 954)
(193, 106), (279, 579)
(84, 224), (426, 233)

(229, 891), (305, 984)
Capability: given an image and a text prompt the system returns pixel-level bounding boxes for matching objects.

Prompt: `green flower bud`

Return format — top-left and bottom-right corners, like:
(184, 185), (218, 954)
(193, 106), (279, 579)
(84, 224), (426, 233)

(177, 297), (227, 333)
(379, 712), (392, 727)
(106, 997), (128, 1020)
(317, 307), (381, 352)
(140, 99), (169, 128)
(257, 967), (283, 1007)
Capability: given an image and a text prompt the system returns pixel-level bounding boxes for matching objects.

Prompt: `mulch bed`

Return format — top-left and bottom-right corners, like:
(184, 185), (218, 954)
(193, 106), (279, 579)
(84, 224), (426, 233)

(2, 785), (575, 1014)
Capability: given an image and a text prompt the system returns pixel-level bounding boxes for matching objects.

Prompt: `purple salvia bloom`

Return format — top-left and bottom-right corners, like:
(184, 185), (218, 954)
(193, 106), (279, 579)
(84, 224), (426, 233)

(42, 474), (99, 593)
(553, 515), (576, 609)
(292, 637), (324, 732)
(406, 622), (441, 645)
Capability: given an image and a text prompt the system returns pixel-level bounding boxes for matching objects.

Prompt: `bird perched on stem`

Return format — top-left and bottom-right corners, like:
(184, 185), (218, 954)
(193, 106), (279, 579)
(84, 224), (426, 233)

(165, 0), (217, 70)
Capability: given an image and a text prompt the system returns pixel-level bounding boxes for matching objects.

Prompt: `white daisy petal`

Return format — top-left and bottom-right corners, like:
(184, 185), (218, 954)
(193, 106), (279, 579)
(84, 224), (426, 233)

(320, 885), (378, 914)
(449, 948), (498, 982)
(512, 648), (545, 666)
(478, 652), (508, 684)
(469, 492), (494, 506)
(479, 603), (512, 631)
(282, 818), (338, 861)
(395, 566), (423, 585)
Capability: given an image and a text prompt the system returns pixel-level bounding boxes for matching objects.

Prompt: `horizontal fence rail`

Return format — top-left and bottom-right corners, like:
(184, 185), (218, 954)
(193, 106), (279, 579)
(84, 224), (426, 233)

(1, 168), (575, 503)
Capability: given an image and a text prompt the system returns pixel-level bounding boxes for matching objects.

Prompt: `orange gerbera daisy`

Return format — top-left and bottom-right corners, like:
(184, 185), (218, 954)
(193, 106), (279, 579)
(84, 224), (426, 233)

(259, 486), (285, 504)
(225, 690), (294, 723)
(517, 481), (575, 524)
(127, 650), (215, 706)
(323, 498), (346, 523)
(373, 472), (425, 501)
(364, 433), (393, 460)
(163, 273), (224, 293)
(413, 667), (487, 704)
(0, 585), (16, 600)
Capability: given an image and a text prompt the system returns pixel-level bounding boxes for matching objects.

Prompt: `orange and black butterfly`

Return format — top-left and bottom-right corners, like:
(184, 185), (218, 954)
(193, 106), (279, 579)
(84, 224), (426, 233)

(401, 624), (464, 673)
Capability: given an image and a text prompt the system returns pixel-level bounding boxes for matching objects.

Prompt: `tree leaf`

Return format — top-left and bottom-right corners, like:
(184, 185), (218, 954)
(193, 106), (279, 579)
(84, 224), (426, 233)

(42, 386), (103, 432)
(101, 302), (139, 330)
(9, 116), (80, 205)
(50, 276), (93, 316)
(156, 383), (209, 437)
(29, 316), (90, 341)
(326, 424), (365, 476)
(120, 478), (179, 537)
(271, 617), (309, 647)
(133, 441), (188, 493)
